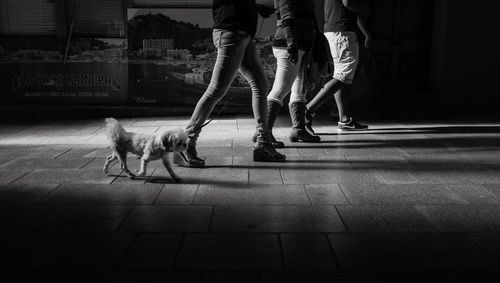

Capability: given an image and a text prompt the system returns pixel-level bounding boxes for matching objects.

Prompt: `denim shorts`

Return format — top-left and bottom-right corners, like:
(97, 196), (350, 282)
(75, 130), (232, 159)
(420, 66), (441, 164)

(325, 31), (360, 84)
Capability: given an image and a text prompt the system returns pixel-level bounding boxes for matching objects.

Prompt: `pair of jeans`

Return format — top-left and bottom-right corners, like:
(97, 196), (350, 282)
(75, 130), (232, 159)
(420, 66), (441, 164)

(267, 47), (307, 105)
(185, 29), (269, 145)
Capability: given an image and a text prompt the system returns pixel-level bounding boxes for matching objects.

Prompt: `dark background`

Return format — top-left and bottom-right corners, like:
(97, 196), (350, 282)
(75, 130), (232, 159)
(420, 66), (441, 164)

(1, 0), (499, 117)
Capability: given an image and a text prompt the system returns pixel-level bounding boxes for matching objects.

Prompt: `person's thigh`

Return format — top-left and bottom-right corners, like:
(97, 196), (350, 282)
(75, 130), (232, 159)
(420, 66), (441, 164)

(290, 50), (308, 103)
(267, 48), (302, 103)
(239, 39), (267, 92)
(206, 29), (250, 100)
(324, 31), (359, 84)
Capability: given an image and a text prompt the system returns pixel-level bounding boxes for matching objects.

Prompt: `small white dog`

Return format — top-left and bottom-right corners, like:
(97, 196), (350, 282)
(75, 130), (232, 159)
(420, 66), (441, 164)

(103, 118), (188, 182)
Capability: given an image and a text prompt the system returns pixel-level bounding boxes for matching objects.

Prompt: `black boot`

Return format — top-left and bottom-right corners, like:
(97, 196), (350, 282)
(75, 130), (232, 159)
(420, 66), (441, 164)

(253, 131), (286, 162)
(304, 107), (316, 135)
(252, 100), (285, 148)
(289, 102), (321, 143)
(173, 143), (205, 168)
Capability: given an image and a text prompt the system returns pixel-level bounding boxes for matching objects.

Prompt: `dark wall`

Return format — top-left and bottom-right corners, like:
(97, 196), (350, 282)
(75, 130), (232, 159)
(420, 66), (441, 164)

(430, 0), (500, 108)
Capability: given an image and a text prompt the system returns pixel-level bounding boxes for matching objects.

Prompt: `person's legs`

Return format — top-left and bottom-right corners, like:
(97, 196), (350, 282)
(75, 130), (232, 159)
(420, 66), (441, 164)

(262, 48), (303, 146)
(239, 40), (269, 141)
(178, 29), (249, 167)
(306, 31), (365, 132)
(289, 55), (320, 142)
(267, 48), (302, 104)
(334, 84), (352, 122)
(240, 42), (285, 162)
(306, 77), (345, 113)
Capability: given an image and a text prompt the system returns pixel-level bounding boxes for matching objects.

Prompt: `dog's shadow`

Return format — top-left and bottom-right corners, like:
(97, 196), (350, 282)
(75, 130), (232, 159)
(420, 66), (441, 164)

(146, 176), (246, 187)
(146, 176), (179, 184)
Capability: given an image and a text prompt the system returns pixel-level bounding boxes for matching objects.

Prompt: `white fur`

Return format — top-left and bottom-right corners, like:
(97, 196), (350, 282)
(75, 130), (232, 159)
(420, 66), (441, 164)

(103, 118), (188, 182)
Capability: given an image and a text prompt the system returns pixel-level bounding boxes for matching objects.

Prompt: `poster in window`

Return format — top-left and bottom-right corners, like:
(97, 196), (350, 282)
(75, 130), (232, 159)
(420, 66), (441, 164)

(127, 8), (278, 110)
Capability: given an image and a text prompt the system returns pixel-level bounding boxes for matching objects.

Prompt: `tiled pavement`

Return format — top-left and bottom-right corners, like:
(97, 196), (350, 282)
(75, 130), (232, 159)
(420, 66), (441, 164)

(1, 116), (500, 282)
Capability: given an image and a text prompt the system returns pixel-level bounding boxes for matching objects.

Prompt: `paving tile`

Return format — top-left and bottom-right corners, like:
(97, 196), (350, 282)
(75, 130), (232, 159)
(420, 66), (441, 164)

(121, 233), (183, 271)
(68, 271), (202, 283)
(324, 142), (404, 157)
(201, 272), (259, 283)
(193, 185), (309, 205)
(340, 184), (467, 205)
(212, 206), (346, 233)
(259, 271), (409, 283)
(281, 168), (380, 185)
(345, 155), (409, 169)
(176, 234), (282, 271)
(0, 157), (93, 171)
(119, 205), (212, 232)
(484, 184), (500, 200)
(248, 168), (283, 184)
(155, 184), (198, 205)
(297, 147), (328, 156)
(78, 205), (134, 231)
(397, 140), (452, 156)
(280, 234), (338, 271)
(446, 185), (500, 205)
(374, 169), (418, 184)
(329, 233), (498, 271)
(0, 169), (31, 185)
(161, 167), (248, 185)
(416, 205), (500, 232)
(16, 168), (117, 185)
(112, 170), (157, 185)
(81, 156), (117, 171)
(0, 183), (60, 204)
(0, 205), (52, 230)
(305, 184), (350, 205)
(25, 232), (136, 270)
(56, 148), (99, 159)
(376, 206), (439, 232)
(34, 205), (94, 231)
(335, 206), (392, 232)
(43, 183), (162, 205)
(409, 168), (500, 184)
(469, 233), (500, 261)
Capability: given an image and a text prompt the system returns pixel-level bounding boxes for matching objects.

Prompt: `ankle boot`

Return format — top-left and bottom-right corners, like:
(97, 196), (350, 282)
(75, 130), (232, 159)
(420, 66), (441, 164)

(173, 143), (205, 168)
(289, 102), (321, 143)
(304, 107), (316, 135)
(253, 132), (286, 162)
(252, 100), (285, 148)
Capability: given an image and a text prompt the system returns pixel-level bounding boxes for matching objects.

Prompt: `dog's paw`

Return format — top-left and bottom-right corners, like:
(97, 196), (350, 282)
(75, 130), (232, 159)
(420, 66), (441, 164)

(103, 167), (109, 175)
(171, 175), (181, 183)
(135, 170), (146, 177)
(126, 172), (136, 178)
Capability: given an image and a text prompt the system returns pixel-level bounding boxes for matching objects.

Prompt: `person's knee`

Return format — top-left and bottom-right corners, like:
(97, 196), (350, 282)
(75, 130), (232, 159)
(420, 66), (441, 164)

(267, 97), (284, 105)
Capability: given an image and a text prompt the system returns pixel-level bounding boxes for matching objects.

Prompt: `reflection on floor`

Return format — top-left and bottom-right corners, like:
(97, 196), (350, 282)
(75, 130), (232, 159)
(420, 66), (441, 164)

(1, 115), (500, 282)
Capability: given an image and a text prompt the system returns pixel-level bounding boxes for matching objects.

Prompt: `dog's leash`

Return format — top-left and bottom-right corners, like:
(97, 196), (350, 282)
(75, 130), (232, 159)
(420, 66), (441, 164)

(195, 95), (235, 131)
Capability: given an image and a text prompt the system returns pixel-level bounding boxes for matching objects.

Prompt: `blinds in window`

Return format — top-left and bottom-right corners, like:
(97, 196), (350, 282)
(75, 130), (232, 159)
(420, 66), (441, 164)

(131, 0), (274, 8)
(0, 0), (57, 36)
(69, 0), (125, 38)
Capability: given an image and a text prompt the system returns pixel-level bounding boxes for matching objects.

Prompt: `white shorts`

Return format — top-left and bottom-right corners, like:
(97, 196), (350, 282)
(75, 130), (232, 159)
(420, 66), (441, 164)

(324, 31), (360, 84)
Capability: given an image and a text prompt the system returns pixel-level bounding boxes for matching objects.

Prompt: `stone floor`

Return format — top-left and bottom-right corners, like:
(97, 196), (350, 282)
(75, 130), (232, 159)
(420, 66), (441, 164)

(1, 115), (500, 282)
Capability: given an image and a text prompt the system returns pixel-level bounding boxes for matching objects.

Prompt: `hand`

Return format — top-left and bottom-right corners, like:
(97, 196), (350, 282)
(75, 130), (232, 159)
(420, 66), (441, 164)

(287, 48), (299, 65)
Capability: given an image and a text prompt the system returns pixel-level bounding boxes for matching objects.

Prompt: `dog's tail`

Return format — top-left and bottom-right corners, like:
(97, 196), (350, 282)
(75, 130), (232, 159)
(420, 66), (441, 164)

(104, 118), (126, 143)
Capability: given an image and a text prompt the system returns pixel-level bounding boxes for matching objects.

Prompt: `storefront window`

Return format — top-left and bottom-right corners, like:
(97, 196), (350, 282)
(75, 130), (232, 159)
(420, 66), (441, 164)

(0, 0), (57, 36)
